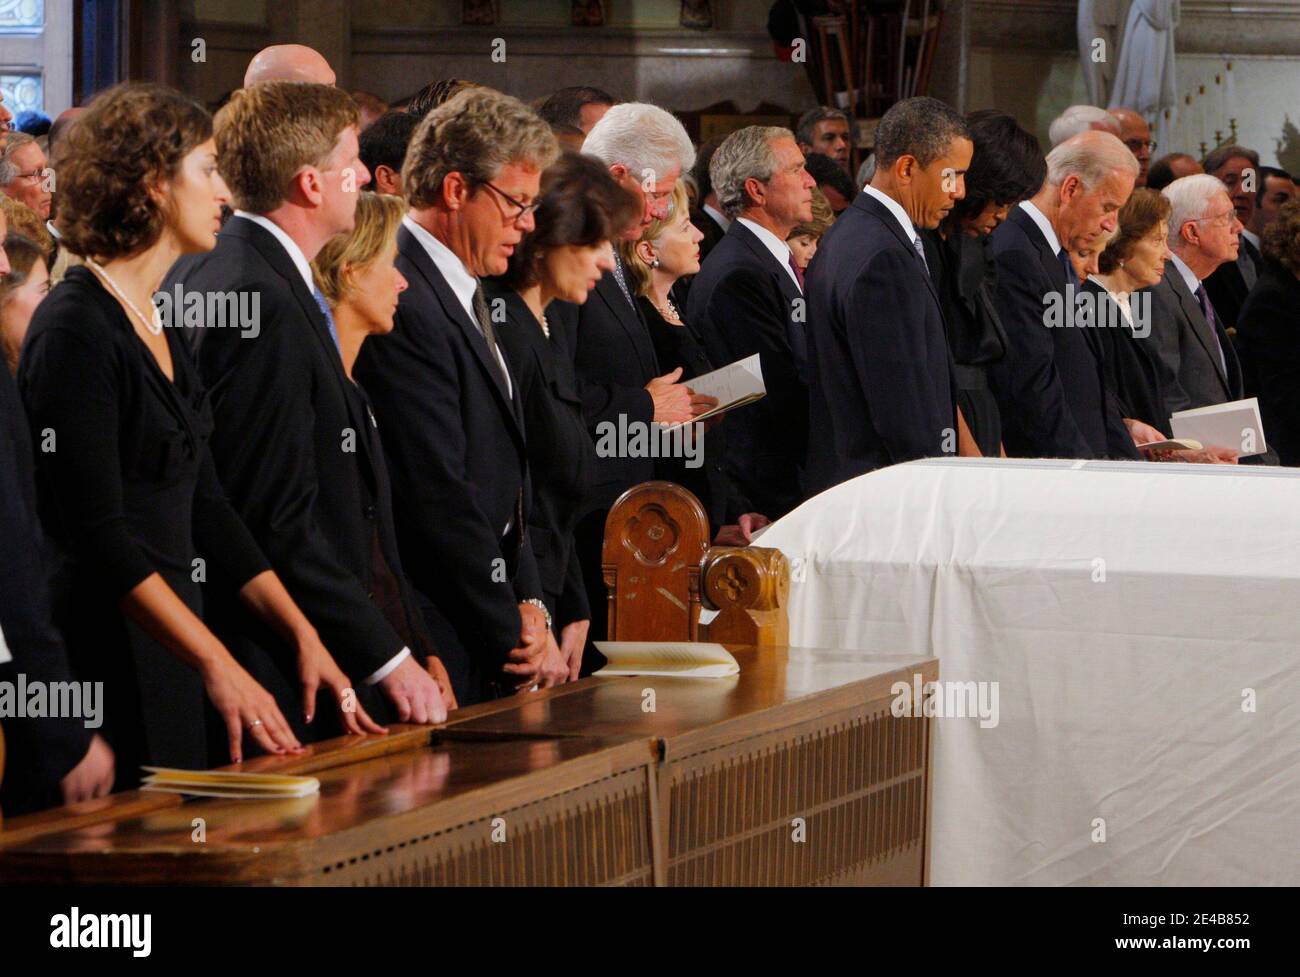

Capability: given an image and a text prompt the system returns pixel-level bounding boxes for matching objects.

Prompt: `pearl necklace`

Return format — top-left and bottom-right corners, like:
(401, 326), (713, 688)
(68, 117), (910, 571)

(656, 296), (682, 323)
(539, 312), (550, 339)
(87, 258), (163, 336)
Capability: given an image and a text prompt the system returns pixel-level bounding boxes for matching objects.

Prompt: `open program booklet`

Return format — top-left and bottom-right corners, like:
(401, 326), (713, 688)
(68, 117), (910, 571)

(593, 642), (740, 678)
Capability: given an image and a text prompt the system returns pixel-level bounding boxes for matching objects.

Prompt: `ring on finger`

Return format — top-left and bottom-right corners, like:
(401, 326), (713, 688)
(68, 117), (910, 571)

(247, 718), (264, 729)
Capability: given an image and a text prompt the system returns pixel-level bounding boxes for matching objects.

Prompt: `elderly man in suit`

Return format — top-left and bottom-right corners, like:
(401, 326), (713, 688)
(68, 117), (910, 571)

(571, 102), (713, 655)
(1200, 145), (1264, 333)
(803, 97), (972, 494)
(355, 88), (569, 705)
(167, 82), (447, 729)
(689, 124), (817, 519)
(989, 130), (1149, 460)
(1150, 173), (1247, 417)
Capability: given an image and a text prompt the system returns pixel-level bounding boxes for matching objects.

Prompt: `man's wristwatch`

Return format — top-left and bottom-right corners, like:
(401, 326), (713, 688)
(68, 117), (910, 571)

(521, 598), (552, 633)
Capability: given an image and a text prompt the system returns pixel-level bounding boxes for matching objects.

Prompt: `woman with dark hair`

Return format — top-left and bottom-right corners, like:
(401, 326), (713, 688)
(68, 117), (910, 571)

(1237, 198), (1300, 465)
(486, 151), (639, 682)
(20, 83), (381, 785)
(921, 109), (1047, 456)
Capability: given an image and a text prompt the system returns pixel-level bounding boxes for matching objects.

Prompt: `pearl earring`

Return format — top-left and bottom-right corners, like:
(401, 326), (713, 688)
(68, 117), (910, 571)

(651, 258), (660, 269)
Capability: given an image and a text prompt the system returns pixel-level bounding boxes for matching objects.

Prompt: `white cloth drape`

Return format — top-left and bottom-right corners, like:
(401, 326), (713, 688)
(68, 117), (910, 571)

(760, 458), (1300, 885)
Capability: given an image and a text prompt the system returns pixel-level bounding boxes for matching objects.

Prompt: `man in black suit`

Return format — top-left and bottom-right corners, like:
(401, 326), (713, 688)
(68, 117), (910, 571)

(167, 82), (447, 730)
(0, 355), (114, 814)
(689, 124), (816, 519)
(355, 87), (567, 705)
(989, 130), (1147, 460)
(573, 102), (711, 651)
(1201, 145), (1264, 333)
(804, 97), (971, 494)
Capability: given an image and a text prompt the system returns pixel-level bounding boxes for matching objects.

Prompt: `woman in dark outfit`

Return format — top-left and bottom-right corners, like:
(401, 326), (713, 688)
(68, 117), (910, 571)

(487, 151), (640, 681)
(19, 84), (378, 785)
(1087, 188), (1236, 463)
(921, 110), (1047, 456)
(621, 180), (770, 546)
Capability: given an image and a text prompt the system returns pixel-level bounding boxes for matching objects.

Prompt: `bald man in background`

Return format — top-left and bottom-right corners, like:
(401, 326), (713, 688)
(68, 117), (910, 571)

(244, 44), (336, 87)
(1110, 107), (1153, 187)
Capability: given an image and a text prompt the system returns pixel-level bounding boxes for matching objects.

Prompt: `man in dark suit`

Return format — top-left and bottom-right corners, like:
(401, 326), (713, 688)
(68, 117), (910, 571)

(803, 97), (971, 494)
(1151, 174), (1247, 415)
(1201, 145), (1264, 333)
(572, 102), (711, 651)
(689, 124), (816, 518)
(0, 353), (114, 815)
(355, 87), (567, 705)
(989, 130), (1145, 460)
(167, 82), (447, 730)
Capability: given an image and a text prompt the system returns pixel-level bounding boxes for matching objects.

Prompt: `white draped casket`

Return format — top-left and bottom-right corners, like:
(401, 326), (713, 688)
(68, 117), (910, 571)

(760, 458), (1300, 885)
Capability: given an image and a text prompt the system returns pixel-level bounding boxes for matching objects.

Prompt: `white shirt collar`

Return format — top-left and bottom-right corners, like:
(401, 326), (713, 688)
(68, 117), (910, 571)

(1170, 251), (1201, 296)
(401, 213), (479, 323)
(1242, 228), (1261, 251)
(736, 216), (800, 290)
(1018, 200), (1063, 256)
(862, 183), (920, 248)
(45, 219), (61, 241)
(234, 210), (315, 293)
(702, 203), (730, 232)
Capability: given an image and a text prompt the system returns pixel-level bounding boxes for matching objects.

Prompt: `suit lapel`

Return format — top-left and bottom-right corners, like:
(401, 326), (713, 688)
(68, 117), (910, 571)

(398, 227), (525, 444)
(233, 217), (378, 478)
(593, 270), (659, 377)
(854, 193), (942, 308)
(729, 221), (807, 369)
(1166, 266), (1231, 394)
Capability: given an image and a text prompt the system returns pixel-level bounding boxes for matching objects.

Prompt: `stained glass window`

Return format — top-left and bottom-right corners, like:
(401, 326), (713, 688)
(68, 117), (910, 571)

(0, 0), (43, 32)
(0, 73), (42, 114)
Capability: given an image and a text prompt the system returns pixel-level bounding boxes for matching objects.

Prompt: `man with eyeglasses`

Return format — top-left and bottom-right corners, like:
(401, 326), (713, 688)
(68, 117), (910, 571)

(356, 86), (571, 704)
(0, 131), (52, 219)
(1149, 174), (1264, 451)
(1109, 107), (1154, 188)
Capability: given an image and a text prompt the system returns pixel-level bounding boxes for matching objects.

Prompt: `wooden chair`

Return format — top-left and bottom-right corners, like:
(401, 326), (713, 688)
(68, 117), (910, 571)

(602, 481), (711, 641)
(602, 482), (790, 646)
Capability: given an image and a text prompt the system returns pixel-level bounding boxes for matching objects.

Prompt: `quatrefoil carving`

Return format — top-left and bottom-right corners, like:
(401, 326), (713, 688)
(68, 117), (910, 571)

(623, 505), (680, 565)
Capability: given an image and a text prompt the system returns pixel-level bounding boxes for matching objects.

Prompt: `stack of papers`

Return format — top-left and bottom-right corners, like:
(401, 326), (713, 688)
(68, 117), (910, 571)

(593, 642), (740, 678)
(677, 354), (766, 425)
(141, 767), (321, 800)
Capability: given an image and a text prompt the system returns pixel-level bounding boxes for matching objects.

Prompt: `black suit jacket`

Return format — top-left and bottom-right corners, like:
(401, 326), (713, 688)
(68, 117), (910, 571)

(572, 265), (659, 516)
(0, 366), (92, 815)
(689, 219), (808, 517)
(989, 206), (1138, 460)
(1235, 259), (1300, 464)
(487, 284), (592, 629)
(165, 216), (409, 730)
(803, 190), (956, 494)
(355, 225), (542, 705)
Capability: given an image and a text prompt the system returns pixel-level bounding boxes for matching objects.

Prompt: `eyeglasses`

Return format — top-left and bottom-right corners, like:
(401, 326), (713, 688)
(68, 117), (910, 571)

(481, 181), (539, 222)
(1192, 209), (1238, 227)
(14, 169), (44, 184)
(1125, 139), (1157, 154)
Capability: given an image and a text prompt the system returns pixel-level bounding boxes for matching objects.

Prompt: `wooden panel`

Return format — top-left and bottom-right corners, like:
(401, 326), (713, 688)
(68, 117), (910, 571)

(602, 481), (710, 641)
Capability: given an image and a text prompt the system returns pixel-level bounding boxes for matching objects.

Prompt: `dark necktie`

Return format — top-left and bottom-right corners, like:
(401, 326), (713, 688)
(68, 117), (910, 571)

(1057, 248), (1078, 289)
(787, 251), (805, 291)
(610, 249), (638, 310)
(471, 282), (511, 395)
(1194, 283), (1229, 378)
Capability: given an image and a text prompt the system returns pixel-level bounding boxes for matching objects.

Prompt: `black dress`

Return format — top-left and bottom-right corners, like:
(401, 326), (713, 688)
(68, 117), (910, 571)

(487, 284), (593, 630)
(921, 228), (1007, 456)
(1236, 258), (1300, 465)
(637, 295), (751, 533)
(19, 266), (270, 784)
(1080, 278), (1169, 435)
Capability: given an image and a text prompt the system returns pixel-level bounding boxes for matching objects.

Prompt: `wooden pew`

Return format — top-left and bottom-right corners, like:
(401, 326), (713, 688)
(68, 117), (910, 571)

(602, 481), (790, 645)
